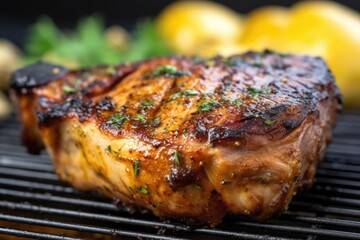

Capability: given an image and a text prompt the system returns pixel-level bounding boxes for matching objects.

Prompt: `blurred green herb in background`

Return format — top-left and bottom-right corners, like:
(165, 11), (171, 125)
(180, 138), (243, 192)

(24, 15), (172, 67)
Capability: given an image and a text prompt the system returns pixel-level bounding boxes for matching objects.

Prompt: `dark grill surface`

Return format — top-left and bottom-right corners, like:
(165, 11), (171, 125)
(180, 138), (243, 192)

(0, 111), (360, 240)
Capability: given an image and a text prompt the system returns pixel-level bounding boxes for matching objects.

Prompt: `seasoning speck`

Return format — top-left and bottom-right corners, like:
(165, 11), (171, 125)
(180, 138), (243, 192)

(173, 150), (183, 165)
(106, 113), (129, 128)
(133, 161), (141, 177)
(105, 145), (111, 153)
(62, 85), (76, 94)
(137, 186), (149, 195)
(144, 65), (191, 79)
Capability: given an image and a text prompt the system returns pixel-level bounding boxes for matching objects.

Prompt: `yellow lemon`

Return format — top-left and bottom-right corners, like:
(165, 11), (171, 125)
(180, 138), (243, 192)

(281, 1), (360, 107)
(156, 0), (244, 55)
(241, 6), (290, 51)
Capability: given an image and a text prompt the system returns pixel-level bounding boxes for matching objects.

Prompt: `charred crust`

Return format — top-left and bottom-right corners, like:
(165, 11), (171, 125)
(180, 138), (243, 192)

(11, 61), (68, 90)
(37, 96), (115, 125)
(166, 167), (197, 191)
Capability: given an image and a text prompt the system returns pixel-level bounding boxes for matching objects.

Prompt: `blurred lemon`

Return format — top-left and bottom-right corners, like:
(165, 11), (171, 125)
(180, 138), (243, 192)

(198, 41), (245, 57)
(0, 39), (21, 90)
(241, 6), (290, 51)
(279, 1), (360, 107)
(156, 0), (244, 55)
(0, 91), (11, 118)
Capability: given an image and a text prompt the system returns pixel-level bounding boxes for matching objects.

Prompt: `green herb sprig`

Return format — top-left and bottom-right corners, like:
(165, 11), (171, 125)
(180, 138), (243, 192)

(144, 65), (191, 79)
(133, 161), (141, 177)
(62, 85), (76, 94)
(148, 116), (161, 127)
(173, 150), (183, 165)
(106, 113), (129, 128)
(137, 186), (149, 195)
(199, 100), (220, 112)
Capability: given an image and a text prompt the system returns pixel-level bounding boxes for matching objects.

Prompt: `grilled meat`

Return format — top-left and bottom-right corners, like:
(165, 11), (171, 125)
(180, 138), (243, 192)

(11, 50), (341, 226)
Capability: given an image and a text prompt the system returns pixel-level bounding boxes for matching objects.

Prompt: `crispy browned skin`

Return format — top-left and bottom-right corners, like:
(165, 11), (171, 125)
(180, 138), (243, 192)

(11, 50), (341, 226)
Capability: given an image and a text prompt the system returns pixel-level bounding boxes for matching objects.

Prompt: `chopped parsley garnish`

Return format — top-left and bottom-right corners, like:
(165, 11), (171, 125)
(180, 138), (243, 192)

(183, 131), (189, 137)
(220, 86), (229, 94)
(137, 185), (149, 195)
(221, 95), (231, 102)
(263, 89), (272, 95)
(104, 67), (116, 75)
(223, 57), (245, 66)
(293, 176), (300, 183)
(263, 118), (277, 125)
(133, 161), (141, 177)
(168, 92), (181, 102)
(148, 116), (161, 127)
(173, 150), (183, 165)
(233, 99), (243, 107)
(205, 60), (216, 67)
(141, 100), (153, 110)
(144, 65), (191, 78)
(134, 114), (146, 122)
(199, 100), (220, 112)
(168, 90), (200, 102)
(247, 86), (262, 97)
(223, 57), (236, 66)
(191, 56), (203, 64)
(195, 184), (202, 190)
(252, 61), (264, 67)
(184, 89), (200, 96)
(259, 178), (267, 184)
(113, 150), (119, 158)
(105, 145), (111, 153)
(63, 85), (76, 94)
(106, 113), (129, 128)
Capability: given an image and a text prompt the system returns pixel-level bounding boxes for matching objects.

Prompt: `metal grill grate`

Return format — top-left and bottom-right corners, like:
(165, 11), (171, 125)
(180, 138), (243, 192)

(0, 112), (360, 240)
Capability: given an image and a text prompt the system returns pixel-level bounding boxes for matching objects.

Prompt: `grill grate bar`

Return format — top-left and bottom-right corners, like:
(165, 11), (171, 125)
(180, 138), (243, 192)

(0, 154), (53, 164)
(300, 193), (360, 207)
(0, 188), (118, 211)
(320, 162), (360, 172)
(233, 222), (360, 239)
(332, 138), (360, 146)
(0, 214), (187, 240)
(0, 149), (51, 161)
(315, 177), (360, 188)
(1, 198), (360, 239)
(282, 213), (360, 228)
(192, 228), (292, 240)
(291, 202), (360, 217)
(0, 157), (54, 171)
(0, 203), (296, 240)
(0, 166), (59, 180)
(325, 154), (360, 165)
(313, 185), (360, 197)
(3, 182), (360, 221)
(0, 177), (75, 193)
(0, 227), (81, 240)
(317, 169), (360, 180)
(0, 201), (191, 231)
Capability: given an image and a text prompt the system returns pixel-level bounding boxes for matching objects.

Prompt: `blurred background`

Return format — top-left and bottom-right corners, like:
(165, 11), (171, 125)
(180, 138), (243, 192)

(1, 0), (360, 117)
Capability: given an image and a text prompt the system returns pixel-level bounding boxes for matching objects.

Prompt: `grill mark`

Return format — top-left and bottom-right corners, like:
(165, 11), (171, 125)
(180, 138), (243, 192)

(149, 77), (178, 119)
